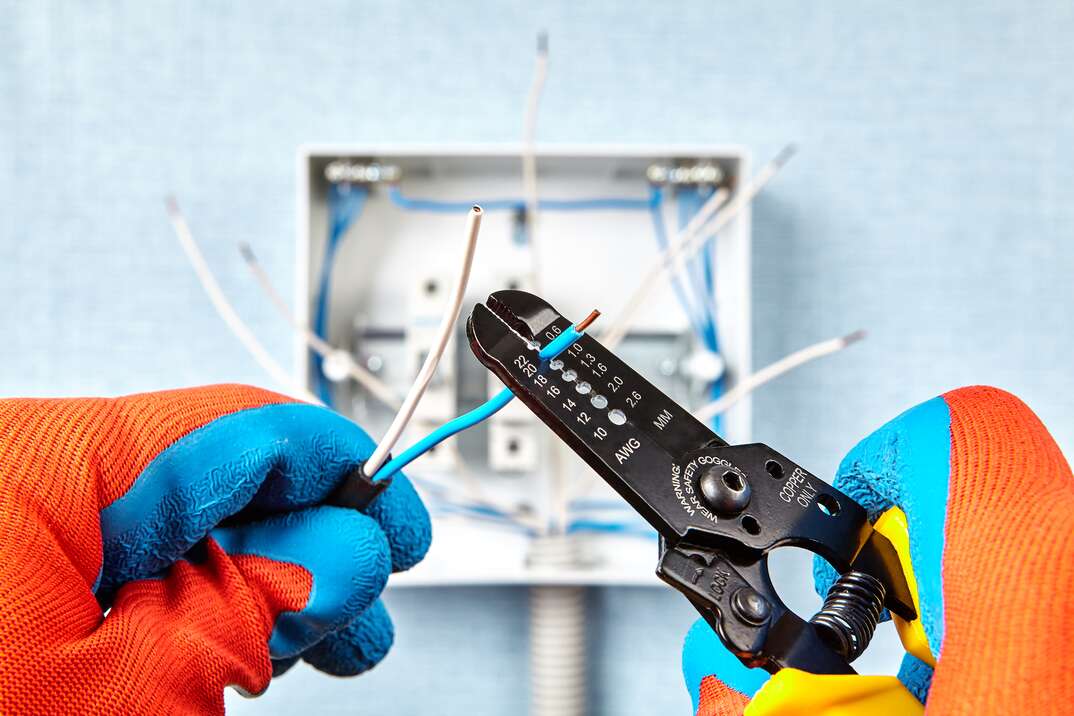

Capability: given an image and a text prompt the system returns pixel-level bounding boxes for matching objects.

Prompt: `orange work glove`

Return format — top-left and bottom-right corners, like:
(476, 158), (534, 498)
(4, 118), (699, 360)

(0, 384), (431, 714)
(682, 386), (1074, 714)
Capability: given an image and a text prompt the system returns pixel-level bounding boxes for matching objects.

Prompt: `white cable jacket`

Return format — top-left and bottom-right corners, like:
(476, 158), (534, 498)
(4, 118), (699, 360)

(600, 145), (797, 349)
(238, 242), (402, 410)
(166, 198), (321, 405)
(521, 31), (549, 289)
(694, 330), (866, 421)
(362, 207), (484, 477)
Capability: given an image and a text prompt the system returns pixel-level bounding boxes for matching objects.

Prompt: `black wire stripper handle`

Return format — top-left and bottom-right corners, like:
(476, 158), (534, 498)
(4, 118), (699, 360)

(466, 289), (915, 675)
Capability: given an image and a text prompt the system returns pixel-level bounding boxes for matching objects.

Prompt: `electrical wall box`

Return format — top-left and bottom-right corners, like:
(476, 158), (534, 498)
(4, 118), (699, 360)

(297, 144), (752, 585)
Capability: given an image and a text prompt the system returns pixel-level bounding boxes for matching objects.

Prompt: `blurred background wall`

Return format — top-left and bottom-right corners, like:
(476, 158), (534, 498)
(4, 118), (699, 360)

(2, 2), (1072, 713)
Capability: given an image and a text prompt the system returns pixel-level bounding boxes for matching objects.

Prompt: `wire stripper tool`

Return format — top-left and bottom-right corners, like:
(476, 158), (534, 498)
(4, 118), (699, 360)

(467, 289), (928, 704)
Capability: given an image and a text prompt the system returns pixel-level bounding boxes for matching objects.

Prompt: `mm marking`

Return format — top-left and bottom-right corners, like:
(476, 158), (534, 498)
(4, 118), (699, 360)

(653, 409), (673, 430)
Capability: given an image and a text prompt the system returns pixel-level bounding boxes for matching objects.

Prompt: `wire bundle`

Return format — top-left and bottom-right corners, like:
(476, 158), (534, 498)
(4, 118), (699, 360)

(313, 184), (370, 406)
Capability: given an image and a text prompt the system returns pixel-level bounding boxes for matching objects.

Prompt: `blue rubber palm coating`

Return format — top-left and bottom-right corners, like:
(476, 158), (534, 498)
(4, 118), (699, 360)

(301, 599), (394, 676)
(682, 397), (952, 706)
(211, 506), (391, 658)
(682, 618), (770, 711)
(98, 404), (416, 594)
(812, 395), (952, 701)
(96, 400), (431, 673)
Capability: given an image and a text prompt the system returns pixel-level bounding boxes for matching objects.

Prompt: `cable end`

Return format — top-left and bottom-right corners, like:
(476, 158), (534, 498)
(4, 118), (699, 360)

(537, 30), (548, 55)
(576, 309), (601, 332)
(843, 329), (867, 346)
(238, 241), (256, 264)
(471, 204), (483, 214)
(164, 195), (181, 218)
(772, 143), (798, 168)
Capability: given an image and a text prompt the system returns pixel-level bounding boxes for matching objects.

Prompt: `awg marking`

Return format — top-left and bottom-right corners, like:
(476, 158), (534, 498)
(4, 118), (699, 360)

(615, 437), (642, 464)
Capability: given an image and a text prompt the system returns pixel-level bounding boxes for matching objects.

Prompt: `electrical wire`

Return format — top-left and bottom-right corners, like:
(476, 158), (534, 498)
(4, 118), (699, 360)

(314, 183), (369, 405)
(436, 503), (538, 535)
(693, 330), (866, 421)
(372, 319), (593, 483)
(164, 197), (321, 404)
(237, 242), (402, 410)
(386, 185), (652, 213)
(522, 30), (549, 285)
(677, 186), (721, 350)
(372, 380), (515, 483)
(600, 145), (797, 349)
(407, 474), (541, 533)
(648, 185), (708, 339)
(676, 185), (726, 431)
(362, 206), (484, 477)
(565, 520), (655, 538)
(600, 183), (729, 350)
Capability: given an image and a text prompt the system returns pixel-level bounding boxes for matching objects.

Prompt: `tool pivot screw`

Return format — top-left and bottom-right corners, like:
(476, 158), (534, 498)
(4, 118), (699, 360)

(698, 466), (752, 515)
(732, 587), (771, 625)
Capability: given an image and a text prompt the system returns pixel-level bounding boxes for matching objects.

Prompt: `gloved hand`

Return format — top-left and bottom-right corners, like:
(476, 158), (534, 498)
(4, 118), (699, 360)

(0, 384), (431, 714)
(682, 386), (1074, 715)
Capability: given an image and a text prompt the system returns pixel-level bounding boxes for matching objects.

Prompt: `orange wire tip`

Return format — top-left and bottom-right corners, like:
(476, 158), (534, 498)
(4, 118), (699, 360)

(576, 309), (601, 332)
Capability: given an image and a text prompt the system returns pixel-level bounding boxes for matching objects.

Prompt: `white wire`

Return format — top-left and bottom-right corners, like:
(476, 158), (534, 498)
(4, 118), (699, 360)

(362, 206), (484, 477)
(165, 197), (322, 405)
(237, 242), (403, 410)
(600, 145), (797, 349)
(521, 31), (548, 289)
(693, 330), (866, 421)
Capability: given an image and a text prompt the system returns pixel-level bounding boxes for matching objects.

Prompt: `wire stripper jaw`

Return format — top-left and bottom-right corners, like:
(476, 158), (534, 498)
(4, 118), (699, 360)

(467, 289), (916, 675)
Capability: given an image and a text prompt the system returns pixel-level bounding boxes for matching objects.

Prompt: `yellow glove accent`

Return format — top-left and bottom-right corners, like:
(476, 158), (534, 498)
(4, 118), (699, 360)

(747, 507), (933, 715)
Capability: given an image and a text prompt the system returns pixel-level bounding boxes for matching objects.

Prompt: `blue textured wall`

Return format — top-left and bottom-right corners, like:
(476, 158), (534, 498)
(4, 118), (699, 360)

(3, 2), (1073, 714)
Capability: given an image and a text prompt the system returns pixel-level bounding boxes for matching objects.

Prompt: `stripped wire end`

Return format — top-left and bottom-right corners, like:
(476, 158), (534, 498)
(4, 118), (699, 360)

(772, 143), (798, 168)
(576, 309), (601, 332)
(164, 195), (181, 218)
(537, 30), (549, 56)
(842, 329), (867, 346)
(238, 241), (257, 265)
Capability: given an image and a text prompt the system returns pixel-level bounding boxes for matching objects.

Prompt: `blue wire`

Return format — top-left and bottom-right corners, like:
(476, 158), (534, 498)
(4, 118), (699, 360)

(435, 504), (537, 536)
(407, 474), (535, 533)
(676, 187), (719, 349)
(566, 519), (656, 538)
(372, 325), (584, 482)
(387, 185), (653, 213)
(648, 185), (709, 340)
(676, 186), (725, 431)
(314, 184), (369, 406)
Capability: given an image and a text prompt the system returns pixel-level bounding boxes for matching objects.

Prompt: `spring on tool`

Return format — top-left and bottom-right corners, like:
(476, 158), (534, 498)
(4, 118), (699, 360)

(809, 570), (886, 661)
